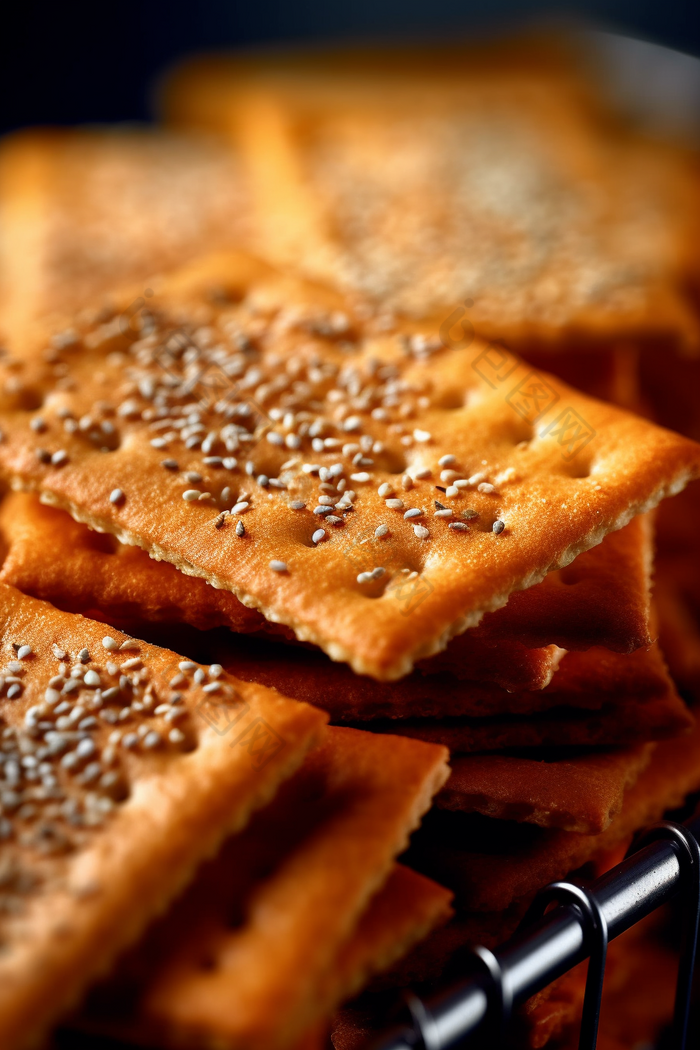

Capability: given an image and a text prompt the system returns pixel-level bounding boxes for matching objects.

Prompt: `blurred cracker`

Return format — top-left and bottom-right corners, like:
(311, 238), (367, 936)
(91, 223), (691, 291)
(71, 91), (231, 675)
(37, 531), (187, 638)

(164, 44), (700, 352)
(0, 580), (327, 1049)
(437, 743), (653, 834)
(1, 253), (698, 681)
(0, 127), (251, 344)
(72, 726), (450, 1050)
(406, 714), (700, 912)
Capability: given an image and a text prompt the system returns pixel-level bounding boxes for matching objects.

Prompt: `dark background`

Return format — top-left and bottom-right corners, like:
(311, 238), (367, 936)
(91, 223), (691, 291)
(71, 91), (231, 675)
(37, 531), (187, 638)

(1, 0), (699, 135)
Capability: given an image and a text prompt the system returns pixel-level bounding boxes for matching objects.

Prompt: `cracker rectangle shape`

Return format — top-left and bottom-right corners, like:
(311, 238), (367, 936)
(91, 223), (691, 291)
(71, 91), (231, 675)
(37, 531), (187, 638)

(72, 725), (450, 1050)
(437, 745), (654, 833)
(1, 251), (698, 680)
(163, 46), (700, 351)
(0, 580), (327, 1050)
(407, 714), (700, 912)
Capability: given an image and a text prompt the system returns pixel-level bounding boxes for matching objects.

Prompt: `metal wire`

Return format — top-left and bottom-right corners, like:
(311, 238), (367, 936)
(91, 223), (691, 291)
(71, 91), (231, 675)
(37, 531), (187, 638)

(371, 811), (700, 1050)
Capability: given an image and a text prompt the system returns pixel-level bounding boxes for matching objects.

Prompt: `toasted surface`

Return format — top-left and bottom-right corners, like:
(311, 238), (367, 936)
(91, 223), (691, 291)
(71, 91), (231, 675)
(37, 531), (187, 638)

(73, 726), (450, 1050)
(0, 580), (327, 1050)
(164, 45), (700, 351)
(0, 497), (655, 694)
(217, 634), (682, 723)
(0, 128), (251, 344)
(437, 745), (653, 833)
(406, 714), (700, 911)
(0, 253), (698, 681)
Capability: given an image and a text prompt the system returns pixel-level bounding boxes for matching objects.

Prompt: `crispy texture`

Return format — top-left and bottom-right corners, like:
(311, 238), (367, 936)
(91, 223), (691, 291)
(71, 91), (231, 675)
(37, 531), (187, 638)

(214, 635), (683, 723)
(73, 726), (450, 1050)
(0, 581), (327, 1050)
(437, 744), (653, 833)
(0, 253), (697, 682)
(164, 45), (700, 351)
(0, 128), (251, 344)
(0, 497), (655, 697)
(406, 714), (700, 911)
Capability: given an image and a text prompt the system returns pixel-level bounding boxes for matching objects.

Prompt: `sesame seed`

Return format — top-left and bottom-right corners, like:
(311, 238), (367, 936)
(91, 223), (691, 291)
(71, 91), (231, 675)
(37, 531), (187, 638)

(35, 448), (51, 463)
(445, 486), (459, 497)
(378, 483), (394, 498)
(102, 636), (118, 651)
(118, 640), (139, 651)
(202, 681), (221, 694)
(270, 560), (288, 573)
(179, 661), (196, 673)
(401, 474), (413, 490)
(413, 467), (432, 480)
(78, 648), (90, 663)
(235, 520), (245, 537)
(51, 449), (68, 466)
(414, 525), (430, 539)
(185, 472), (203, 483)
(76, 738), (96, 759)
(232, 501), (249, 514)
(371, 567), (386, 580)
(17, 645), (32, 660)
(214, 512), (227, 529)
(438, 455), (456, 467)
(30, 417), (47, 432)
(404, 508), (423, 520)
(313, 505), (333, 516)
(385, 499), (404, 510)
(435, 509), (453, 518)
(52, 645), (67, 660)
(169, 728), (186, 745)
(448, 522), (470, 532)
(209, 664), (223, 679)
(325, 516), (343, 526)
(161, 459), (178, 470)
(121, 733), (138, 750)
(318, 495), (335, 506)
(6, 684), (22, 699)
(375, 524), (390, 538)
(290, 501), (306, 510)
(143, 731), (162, 749)
(478, 483), (496, 494)
(223, 457), (238, 470)
(440, 470), (459, 483)
(183, 490), (200, 501)
(469, 472), (486, 486)
(83, 670), (101, 687)
(257, 475), (269, 487)
(454, 479), (471, 489)
(350, 472), (371, 483)
(492, 519), (506, 534)
(312, 529), (327, 544)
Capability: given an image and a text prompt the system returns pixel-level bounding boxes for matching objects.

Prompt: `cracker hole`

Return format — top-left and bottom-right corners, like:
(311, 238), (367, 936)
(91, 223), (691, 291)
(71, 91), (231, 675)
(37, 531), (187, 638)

(13, 387), (45, 412)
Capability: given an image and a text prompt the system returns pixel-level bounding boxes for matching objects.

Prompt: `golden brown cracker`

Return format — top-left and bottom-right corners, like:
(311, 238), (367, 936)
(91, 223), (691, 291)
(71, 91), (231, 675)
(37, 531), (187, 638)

(407, 714), (700, 912)
(164, 45), (700, 352)
(0, 252), (697, 682)
(0, 580), (327, 1050)
(73, 726), (450, 1050)
(0, 128), (251, 343)
(437, 744), (653, 833)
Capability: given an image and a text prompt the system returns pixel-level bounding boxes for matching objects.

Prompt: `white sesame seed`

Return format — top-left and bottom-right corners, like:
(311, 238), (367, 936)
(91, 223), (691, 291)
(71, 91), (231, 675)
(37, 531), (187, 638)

(202, 682), (221, 694)
(52, 644), (67, 660)
(45, 688), (61, 705)
(440, 470), (459, 483)
(223, 457), (238, 470)
(312, 529), (327, 544)
(30, 417), (47, 432)
(454, 479), (471, 489)
(51, 449), (68, 466)
(267, 431), (284, 446)
(290, 501), (306, 510)
(143, 731), (162, 749)
(478, 483), (495, 494)
(257, 475), (269, 487)
(445, 486), (459, 497)
(232, 501), (250, 514)
(413, 467), (432, 480)
(121, 733), (138, 750)
(375, 525), (389, 538)
(109, 489), (125, 505)
(76, 738), (96, 759)
(378, 483), (395, 498)
(270, 560), (288, 573)
(469, 472), (486, 486)
(385, 499), (404, 510)
(179, 661), (197, 673)
(83, 670), (101, 687)
(350, 472), (371, 483)
(326, 515), (344, 526)
(413, 429), (431, 443)
(434, 509), (453, 518)
(493, 519), (506, 534)
(185, 472), (203, 483)
(17, 645), (32, 660)
(183, 490), (200, 501)
(357, 572), (371, 584)
(102, 636), (118, 651)
(404, 508), (423, 519)
(169, 728), (186, 745)
(414, 525), (430, 540)
(449, 522), (470, 531)
(318, 495), (335, 505)
(439, 455), (456, 467)
(370, 567), (386, 580)
(122, 657), (142, 670)
(118, 640), (139, 651)
(209, 664), (223, 679)
(401, 475), (413, 490)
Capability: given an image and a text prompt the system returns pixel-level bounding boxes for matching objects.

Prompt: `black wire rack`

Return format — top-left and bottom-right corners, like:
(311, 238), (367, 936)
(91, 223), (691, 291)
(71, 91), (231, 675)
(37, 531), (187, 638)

(371, 813), (700, 1050)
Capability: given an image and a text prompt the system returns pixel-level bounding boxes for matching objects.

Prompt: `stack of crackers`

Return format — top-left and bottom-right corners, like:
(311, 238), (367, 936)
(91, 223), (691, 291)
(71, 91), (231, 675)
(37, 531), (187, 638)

(1, 35), (700, 1050)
